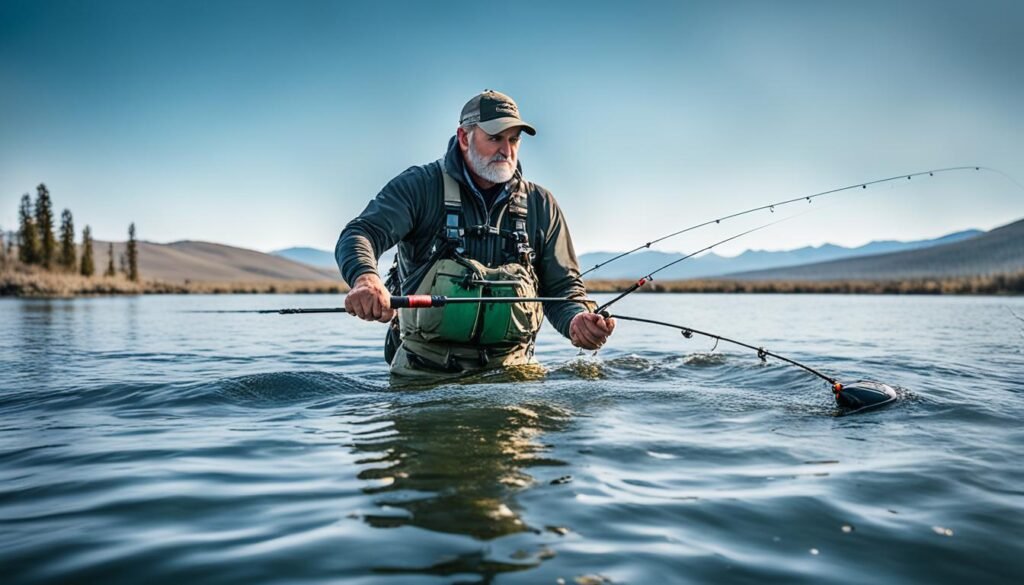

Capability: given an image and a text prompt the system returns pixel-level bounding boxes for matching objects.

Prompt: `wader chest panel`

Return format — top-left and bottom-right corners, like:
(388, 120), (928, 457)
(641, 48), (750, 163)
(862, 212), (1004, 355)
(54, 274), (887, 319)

(397, 162), (543, 352)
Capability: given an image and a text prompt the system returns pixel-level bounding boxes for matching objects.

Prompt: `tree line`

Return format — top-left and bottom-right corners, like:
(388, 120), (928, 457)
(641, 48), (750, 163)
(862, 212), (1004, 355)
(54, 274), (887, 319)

(1, 183), (138, 281)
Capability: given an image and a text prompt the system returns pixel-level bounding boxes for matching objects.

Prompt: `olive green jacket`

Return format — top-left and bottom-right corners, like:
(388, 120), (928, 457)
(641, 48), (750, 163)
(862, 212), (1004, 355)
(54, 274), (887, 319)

(335, 136), (588, 338)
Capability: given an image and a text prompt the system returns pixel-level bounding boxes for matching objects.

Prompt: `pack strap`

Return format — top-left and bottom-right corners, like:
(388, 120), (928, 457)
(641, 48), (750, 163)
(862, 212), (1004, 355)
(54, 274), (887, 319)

(507, 186), (533, 265)
(436, 158), (534, 266)
(438, 159), (466, 253)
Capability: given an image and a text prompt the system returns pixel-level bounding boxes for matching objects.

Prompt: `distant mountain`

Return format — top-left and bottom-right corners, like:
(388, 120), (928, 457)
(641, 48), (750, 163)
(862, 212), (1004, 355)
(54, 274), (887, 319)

(274, 246), (397, 278)
(724, 218), (1024, 281)
(272, 247), (337, 269)
(101, 240), (340, 283)
(578, 229), (982, 279)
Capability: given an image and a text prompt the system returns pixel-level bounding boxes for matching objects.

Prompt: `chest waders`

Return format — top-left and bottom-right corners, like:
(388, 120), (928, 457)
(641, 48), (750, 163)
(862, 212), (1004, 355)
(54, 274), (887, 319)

(389, 162), (545, 377)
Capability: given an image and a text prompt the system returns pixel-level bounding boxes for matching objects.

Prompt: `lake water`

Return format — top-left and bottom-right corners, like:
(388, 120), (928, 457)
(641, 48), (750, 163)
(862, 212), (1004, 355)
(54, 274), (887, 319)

(2, 293), (1023, 584)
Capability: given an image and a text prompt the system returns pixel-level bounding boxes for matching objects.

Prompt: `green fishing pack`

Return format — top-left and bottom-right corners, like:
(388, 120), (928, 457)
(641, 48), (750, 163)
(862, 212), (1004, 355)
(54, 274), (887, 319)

(399, 256), (542, 346)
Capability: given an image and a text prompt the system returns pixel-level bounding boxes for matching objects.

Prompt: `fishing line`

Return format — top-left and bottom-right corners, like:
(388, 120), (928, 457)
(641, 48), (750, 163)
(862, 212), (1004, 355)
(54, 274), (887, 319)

(609, 313), (897, 413)
(594, 207), (814, 314)
(582, 165), (999, 278)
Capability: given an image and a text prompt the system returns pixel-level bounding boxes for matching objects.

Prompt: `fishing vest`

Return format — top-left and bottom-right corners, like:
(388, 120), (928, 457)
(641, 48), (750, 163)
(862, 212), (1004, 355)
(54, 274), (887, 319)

(394, 161), (545, 367)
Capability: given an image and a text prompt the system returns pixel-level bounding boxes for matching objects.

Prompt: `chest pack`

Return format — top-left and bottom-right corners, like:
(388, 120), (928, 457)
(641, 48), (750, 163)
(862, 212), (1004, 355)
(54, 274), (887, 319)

(397, 162), (544, 348)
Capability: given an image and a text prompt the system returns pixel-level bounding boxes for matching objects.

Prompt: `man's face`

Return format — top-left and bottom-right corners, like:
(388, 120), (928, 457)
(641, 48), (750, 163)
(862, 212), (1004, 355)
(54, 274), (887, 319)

(459, 126), (522, 186)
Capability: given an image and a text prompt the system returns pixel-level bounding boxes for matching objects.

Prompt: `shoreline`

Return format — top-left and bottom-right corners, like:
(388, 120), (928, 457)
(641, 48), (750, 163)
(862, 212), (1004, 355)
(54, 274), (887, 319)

(584, 272), (1024, 295)
(0, 269), (347, 297)
(2, 269), (1022, 298)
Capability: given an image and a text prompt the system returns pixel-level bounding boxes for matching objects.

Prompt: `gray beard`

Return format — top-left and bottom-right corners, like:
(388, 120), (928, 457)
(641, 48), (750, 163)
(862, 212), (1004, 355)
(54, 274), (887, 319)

(466, 141), (515, 184)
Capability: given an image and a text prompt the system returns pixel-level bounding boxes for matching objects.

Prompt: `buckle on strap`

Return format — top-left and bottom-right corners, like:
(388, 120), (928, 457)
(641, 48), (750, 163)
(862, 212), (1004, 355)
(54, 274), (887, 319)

(445, 211), (464, 241)
(466, 224), (501, 237)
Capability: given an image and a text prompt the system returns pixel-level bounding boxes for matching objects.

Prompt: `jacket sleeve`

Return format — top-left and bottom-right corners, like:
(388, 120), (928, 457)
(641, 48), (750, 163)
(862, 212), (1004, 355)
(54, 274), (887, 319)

(335, 166), (427, 286)
(535, 192), (590, 338)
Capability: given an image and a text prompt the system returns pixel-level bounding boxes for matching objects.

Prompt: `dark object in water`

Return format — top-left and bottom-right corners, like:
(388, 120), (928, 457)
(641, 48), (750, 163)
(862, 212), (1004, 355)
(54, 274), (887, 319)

(835, 380), (897, 413)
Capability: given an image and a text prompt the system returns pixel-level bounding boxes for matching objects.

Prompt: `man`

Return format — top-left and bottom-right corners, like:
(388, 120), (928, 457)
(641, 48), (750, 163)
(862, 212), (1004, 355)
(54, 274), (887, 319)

(336, 90), (614, 377)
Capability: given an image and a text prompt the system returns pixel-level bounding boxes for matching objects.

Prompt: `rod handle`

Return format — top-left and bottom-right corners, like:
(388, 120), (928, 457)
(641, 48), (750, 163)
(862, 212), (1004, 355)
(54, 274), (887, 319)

(389, 295), (446, 308)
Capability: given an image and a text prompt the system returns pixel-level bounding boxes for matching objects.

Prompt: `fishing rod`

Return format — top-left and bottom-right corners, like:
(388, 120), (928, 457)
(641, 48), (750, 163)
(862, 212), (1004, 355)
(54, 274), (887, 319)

(189, 296), (591, 314)
(582, 165), (992, 278)
(608, 313), (897, 413)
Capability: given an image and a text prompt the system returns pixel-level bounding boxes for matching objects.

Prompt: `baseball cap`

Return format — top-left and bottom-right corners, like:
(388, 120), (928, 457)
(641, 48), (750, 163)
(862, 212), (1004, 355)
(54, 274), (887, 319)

(459, 90), (537, 136)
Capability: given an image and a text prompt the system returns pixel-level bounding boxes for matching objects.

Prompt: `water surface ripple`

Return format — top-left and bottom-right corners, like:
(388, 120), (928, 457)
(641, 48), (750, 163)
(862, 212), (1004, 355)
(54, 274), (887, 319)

(1, 294), (1022, 584)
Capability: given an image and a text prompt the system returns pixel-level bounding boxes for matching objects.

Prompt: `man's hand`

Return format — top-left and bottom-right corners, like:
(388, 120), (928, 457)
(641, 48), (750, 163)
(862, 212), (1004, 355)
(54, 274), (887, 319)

(570, 312), (615, 350)
(345, 273), (395, 323)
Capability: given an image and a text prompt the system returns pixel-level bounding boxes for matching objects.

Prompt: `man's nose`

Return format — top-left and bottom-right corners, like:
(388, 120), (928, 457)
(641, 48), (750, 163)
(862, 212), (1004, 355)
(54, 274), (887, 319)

(498, 140), (512, 157)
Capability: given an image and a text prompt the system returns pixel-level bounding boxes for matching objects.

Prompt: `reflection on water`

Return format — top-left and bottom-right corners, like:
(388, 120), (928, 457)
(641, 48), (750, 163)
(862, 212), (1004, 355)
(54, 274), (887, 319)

(352, 398), (570, 540)
(349, 393), (571, 576)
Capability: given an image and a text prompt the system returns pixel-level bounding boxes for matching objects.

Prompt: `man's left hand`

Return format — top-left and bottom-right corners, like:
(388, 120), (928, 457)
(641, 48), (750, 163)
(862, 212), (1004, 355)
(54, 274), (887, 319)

(570, 312), (616, 350)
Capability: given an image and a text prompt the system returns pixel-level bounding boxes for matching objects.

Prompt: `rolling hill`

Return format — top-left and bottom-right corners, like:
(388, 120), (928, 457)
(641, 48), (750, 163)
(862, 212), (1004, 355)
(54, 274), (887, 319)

(724, 218), (1024, 281)
(98, 240), (340, 283)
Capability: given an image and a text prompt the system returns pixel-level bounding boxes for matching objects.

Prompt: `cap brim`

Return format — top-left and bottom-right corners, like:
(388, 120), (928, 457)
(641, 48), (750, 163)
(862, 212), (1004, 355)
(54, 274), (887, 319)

(477, 117), (537, 136)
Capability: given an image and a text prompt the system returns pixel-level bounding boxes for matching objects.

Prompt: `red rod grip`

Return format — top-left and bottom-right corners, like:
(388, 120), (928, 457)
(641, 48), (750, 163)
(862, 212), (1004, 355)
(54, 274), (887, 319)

(390, 295), (443, 308)
(407, 295), (435, 308)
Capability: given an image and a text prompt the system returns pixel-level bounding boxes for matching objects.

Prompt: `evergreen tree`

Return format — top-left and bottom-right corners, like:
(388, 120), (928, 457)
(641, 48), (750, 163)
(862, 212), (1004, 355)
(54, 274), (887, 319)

(80, 226), (95, 277)
(59, 209), (76, 271)
(35, 184), (57, 269)
(18, 193), (40, 265)
(105, 242), (116, 277)
(127, 222), (139, 282)
(0, 228), (6, 270)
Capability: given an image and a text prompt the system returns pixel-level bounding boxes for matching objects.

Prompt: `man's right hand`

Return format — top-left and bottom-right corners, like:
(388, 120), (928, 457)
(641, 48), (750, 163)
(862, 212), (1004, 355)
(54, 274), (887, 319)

(344, 273), (395, 323)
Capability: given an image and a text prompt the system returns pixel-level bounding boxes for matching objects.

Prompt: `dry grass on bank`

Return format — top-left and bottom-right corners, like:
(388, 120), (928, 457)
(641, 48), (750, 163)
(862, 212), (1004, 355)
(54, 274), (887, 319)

(0, 267), (348, 298)
(585, 271), (1024, 295)
(5, 266), (1023, 298)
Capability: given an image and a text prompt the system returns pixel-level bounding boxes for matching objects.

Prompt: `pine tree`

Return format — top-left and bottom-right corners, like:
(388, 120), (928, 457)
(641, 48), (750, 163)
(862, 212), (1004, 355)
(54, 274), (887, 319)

(59, 209), (76, 271)
(105, 242), (116, 277)
(35, 184), (57, 269)
(80, 226), (95, 277)
(18, 193), (40, 265)
(127, 222), (139, 282)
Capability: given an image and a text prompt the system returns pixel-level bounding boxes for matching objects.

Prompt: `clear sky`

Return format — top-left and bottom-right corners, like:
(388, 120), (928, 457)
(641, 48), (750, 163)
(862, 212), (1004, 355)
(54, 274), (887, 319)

(1, 0), (1021, 259)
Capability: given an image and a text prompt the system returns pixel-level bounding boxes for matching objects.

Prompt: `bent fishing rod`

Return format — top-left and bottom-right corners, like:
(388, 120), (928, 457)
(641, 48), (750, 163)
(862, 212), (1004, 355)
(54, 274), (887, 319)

(582, 165), (996, 278)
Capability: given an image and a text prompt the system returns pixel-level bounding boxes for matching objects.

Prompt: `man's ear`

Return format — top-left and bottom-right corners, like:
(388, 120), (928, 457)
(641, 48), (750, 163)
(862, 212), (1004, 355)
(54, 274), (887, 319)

(457, 127), (470, 152)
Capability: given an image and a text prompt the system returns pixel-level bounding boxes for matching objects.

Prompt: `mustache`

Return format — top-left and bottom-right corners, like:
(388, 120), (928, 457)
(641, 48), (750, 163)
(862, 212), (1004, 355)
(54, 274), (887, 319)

(489, 154), (512, 164)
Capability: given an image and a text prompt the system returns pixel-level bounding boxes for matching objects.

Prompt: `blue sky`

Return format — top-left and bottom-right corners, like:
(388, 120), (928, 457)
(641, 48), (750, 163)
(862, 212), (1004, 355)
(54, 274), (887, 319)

(1, 0), (1021, 260)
